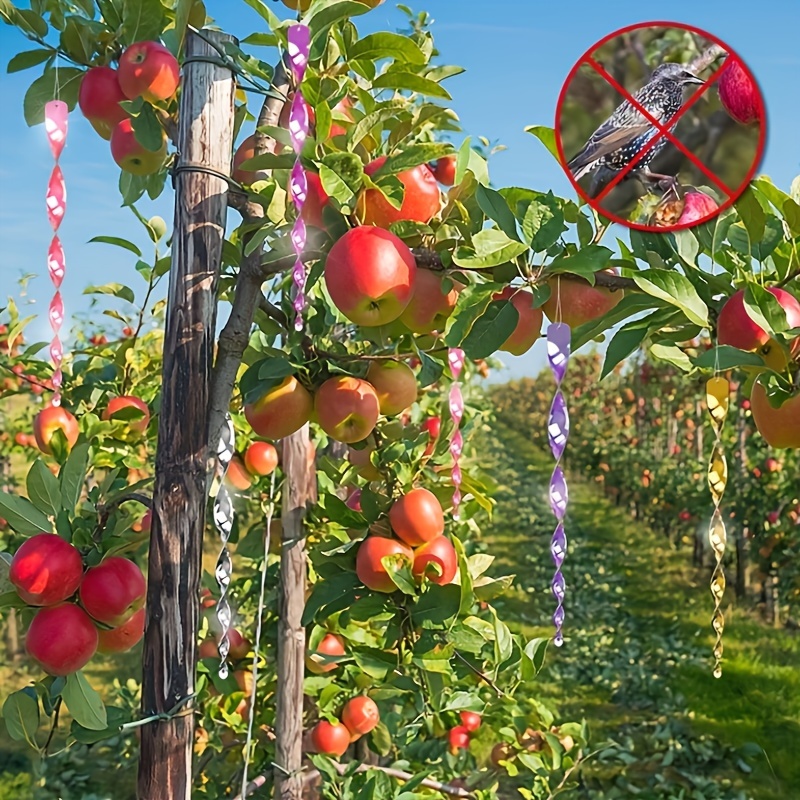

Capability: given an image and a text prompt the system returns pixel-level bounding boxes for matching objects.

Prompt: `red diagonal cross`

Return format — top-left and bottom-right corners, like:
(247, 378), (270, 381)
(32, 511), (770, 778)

(580, 55), (733, 204)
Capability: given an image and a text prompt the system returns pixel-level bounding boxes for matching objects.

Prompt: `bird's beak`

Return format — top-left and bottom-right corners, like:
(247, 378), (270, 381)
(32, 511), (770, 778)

(685, 73), (705, 85)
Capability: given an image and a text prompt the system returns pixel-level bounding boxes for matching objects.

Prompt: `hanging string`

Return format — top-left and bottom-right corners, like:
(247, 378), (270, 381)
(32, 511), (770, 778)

(286, 24), (310, 331)
(212, 414), (236, 679)
(44, 97), (68, 406)
(447, 347), (465, 520)
(547, 314), (571, 647)
(240, 469), (278, 796)
(706, 376), (729, 677)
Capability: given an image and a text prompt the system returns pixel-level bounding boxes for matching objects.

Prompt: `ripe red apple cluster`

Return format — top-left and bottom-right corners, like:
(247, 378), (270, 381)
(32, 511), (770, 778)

(9, 534), (147, 675)
(310, 696), (380, 757)
(448, 711), (482, 754)
(225, 441), (280, 492)
(78, 41), (179, 175)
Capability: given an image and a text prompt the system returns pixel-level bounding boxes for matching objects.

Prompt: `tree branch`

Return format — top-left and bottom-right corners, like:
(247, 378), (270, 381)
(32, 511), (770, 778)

(208, 58), (291, 451)
(689, 43), (727, 75)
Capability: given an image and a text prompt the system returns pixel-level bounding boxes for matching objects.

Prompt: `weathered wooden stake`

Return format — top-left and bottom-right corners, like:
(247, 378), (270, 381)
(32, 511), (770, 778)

(138, 30), (235, 800)
(275, 424), (314, 799)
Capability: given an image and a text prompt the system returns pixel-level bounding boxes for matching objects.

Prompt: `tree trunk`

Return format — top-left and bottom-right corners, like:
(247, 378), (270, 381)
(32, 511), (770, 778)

(138, 30), (236, 800)
(275, 424), (314, 800)
(765, 567), (780, 628)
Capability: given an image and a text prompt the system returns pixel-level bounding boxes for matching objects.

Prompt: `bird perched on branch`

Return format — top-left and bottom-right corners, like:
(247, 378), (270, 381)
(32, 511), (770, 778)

(568, 62), (705, 197)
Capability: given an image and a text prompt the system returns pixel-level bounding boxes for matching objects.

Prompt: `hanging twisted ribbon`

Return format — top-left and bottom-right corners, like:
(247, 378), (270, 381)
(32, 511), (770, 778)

(706, 376), (729, 678)
(213, 414), (236, 679)
(44, 100), (68, 406)
(286, 24), (310, 332)
(448, 347), (465, 520)
(547, 322), (571, 647)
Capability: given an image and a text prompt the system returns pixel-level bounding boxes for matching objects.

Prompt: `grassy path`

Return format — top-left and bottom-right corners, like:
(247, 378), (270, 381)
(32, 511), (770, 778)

(484, 419), (800, 799)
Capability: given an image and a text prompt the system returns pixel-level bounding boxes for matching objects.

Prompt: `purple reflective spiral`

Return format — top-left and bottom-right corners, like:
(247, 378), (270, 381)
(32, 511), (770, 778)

(546, 322), (571, 646)
(286, 24), (310, 331)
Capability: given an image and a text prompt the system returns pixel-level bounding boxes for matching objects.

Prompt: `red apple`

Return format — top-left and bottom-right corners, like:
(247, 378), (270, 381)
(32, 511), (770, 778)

(677, 191), (719, 225)
(79, 557), (146, 627)
(232, 133), (280, 185)
(244, 375), (313, 440)
(111, 118), (167, 175)
(717, 288), (800, 357)
(118, 41), (180, 103)
(448, 725), (470, 754)
(324, 226), (416, 326)
(765, 457), (781, 473)
(78, 66), (128, 139)
(342, 696), (380, 737)
(399, 269), (459, 333)
(33, 406), (79, 455)
(493, 286), (543, 355)
(97, 606), (145, 653)
(751, 382), (800, 449)
(303, 172), (330, 228)
(767, 510), (780, 525)
(431, 155), (456, 186)
(412, 535), (458, 585)
(244, 441), (279, 476)
(345, 488), (362, 511)
(421, 416), (441, 457)
(102, 395), (150, 433)
(359, 156), (440, 228)
(10, 534), (84, 606)
(356, 536), (413, 593)
(306, 632), (346, 674)
(26, 604), (98, 676)
(718, 56), (761, 124)
(389, 488), (445, 547)
(366, 361), (417, 416)
(310, 720), (351, 757)
(459, 711), (481, 732)
(225, 455), (253, 492)
(542, 273), (623, 329)
(315, 377), (380, 443)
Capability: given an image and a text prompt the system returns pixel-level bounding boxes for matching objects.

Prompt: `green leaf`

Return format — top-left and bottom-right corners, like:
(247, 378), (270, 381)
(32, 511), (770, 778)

(476, 185), (518, 241)
(0, 492), (52, 535)
(120, 0), (165, 45)
(346, 103), (404, 149)
(7, 48), (54, 73)
(454, 137), (489, 186)
(3, 689), (40, 747)
(571, 291), (656, 350)
(131, 103), (166, 152)
(309, 1), (371, 46)
(319, 152), (364, 206)
(461, 300), (518, 360)
(524, 125), (559, 160)
(632, 270), (708, 327)
(372, 71), (451, 99)
(62, 672), (108, 731)
(601, 323), (649, 379)
(27, 460), (61, 518)
(240, 0), (281, 27)
(415, 347), (443, 388)
(649, 342), (693, 372)
(70, 706), (130, 745)
(547, 246), (613, 282)
(694, 345), (766, 370)
(238, 152), (296, 172)
(378, 143), (453, 176)
(744, 283), (790, 338)
(384, 555), (416, 595)
(492, 612), (513, 663)
(735, 186), (766, 244)
(349, 32), (425, 65)
(84, 283), (136, 304)
(521, 195), (566, 252)
(453, 230), (528, 269)
(87, 236), (143, 257)
(522, 637), (548, 680)
(23, 67), (83, 126)
(172, 0), (194, 52)
(60, 443), (90, 513)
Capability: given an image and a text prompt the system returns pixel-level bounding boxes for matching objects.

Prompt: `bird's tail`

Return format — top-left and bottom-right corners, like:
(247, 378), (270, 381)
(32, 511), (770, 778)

(569, 161), (595, 181)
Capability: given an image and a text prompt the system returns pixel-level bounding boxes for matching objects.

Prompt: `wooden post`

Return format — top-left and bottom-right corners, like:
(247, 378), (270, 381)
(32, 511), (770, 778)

(138, 30), (235, 800)
(275, 424), (314, 800)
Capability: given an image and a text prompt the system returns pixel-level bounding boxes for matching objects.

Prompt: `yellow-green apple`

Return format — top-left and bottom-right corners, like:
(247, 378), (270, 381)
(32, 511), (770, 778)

(718, 56), (761, 124)
(315, 377), (380, 443)
(355, 535), (413, 593)
(348, 440), (381, 480)
(79, 557), (146, 626)
(244, 441), (279, 476)
(358, 156), (440, 228)
(412, 535), (457, 585)
(541, 273), (623, 329)
(118, 41), (180, 103)
(111, 118), (167, 175)
(492, 286), (543, 355)
(33, 405), (79, 454)
(389, 487), (444, 546)
(10, 533), (83, 606)
(751, 382), (800, 449)
(324, 226), (416, 326)
(431, 155), (457, 186)
(399, 268), (459, 333)
(366, 361), (417, 416)
(102, 395), (150, 433)
(677, 191), (719, 225)
(26, 604), (98, 676)
(97, 606), (145, 653)
(78, 66), (128, 139)
(306, 632), (346, 674)
(244, 375), (313, 439)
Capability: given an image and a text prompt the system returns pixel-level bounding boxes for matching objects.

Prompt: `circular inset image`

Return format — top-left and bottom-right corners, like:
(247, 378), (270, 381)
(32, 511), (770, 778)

(555, 22), (766, 230)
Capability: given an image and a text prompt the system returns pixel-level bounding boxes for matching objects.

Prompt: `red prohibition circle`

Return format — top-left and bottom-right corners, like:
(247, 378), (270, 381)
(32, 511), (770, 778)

(554, 20), (767, 232)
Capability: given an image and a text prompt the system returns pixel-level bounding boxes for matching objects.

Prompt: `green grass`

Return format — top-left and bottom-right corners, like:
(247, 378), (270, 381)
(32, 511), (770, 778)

(483, 419), (800, 799)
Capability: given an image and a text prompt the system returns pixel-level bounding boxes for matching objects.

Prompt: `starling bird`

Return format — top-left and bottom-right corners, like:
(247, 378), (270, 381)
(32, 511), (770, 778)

(568, 62), (705, 197)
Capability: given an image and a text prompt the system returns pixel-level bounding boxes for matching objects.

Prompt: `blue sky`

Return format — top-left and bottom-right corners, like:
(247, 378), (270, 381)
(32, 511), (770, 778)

(1, 0), (799, 380)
